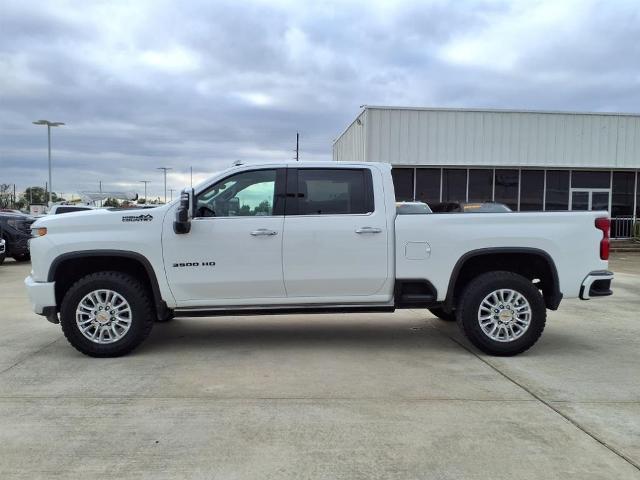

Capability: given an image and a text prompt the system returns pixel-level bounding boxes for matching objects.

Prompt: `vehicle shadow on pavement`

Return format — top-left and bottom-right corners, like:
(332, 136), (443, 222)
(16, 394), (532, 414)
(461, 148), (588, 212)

(434, 318), (611, 359)
(137, 316), (463, 354)
(1, 259), (29, 269)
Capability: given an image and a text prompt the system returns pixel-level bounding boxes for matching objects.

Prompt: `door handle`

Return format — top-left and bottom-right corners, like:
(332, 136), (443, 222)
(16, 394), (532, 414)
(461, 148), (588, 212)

(355, 227), (382, 234)
(250, 228), (278, 236)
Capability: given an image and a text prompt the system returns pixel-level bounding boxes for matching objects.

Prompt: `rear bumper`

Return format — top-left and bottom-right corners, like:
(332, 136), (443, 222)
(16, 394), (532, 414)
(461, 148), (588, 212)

(24, 276), (56, 315)
(579, 270), (614, 300)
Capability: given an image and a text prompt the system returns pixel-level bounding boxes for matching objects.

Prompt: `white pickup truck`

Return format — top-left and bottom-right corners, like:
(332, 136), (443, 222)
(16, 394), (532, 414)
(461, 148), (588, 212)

(25, 162), (613, 357)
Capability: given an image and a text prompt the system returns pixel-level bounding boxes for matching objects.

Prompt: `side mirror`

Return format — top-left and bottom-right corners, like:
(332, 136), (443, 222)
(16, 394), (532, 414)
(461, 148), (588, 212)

(174, 188), (194, 234)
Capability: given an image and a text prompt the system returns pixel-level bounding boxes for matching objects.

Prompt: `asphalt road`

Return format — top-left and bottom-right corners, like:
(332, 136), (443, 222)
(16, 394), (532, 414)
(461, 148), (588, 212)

(1, 255), (639, 479)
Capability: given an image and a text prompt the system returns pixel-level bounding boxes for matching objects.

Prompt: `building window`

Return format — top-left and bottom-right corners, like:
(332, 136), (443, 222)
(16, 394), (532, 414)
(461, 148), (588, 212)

(416, 168), (441, 205)
(391, 168), (414, 201)
(545, 170), (570, 210)
(468, 169), (493, 203)
(611, 172), (635, 217)
(572, 170), (610, 189)
(494, 169), (518, 210)
(442, 169), (467, 202)
(520, 170), (544, 211)
(637, 173), (640, 217)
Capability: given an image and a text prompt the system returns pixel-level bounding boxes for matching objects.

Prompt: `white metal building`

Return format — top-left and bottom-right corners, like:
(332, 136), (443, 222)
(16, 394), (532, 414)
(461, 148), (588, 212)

(333, 106), (640, 238)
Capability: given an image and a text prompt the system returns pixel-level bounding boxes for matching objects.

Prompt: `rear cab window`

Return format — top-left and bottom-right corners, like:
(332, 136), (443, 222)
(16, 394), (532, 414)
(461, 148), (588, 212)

(288, 168), (374, 215)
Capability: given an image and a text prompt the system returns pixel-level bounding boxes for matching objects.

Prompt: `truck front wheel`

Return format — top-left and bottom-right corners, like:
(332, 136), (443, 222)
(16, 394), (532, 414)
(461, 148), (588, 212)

(456, 271), (546, 356)
(60, 272), (154, 357)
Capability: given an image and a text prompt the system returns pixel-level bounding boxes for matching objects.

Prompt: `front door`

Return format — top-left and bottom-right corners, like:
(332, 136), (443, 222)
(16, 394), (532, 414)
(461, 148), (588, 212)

(162, 168), (287, 306)
(282, 167), (389, 299)
(570, 188), (611, 212)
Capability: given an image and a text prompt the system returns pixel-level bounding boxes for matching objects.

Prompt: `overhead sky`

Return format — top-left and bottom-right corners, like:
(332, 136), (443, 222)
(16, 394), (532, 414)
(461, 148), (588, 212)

(1, 0), (639, 199)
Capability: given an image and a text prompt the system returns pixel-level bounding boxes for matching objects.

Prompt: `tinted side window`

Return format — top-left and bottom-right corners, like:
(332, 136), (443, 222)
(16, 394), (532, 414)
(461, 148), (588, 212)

(296, 169), (373, 215)
(56, 207), (90, 214)
(195, 169), (280, 217)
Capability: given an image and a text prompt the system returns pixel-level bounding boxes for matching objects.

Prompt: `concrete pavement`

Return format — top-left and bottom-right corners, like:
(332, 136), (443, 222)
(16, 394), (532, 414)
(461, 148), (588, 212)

(0, 256), (639, 479)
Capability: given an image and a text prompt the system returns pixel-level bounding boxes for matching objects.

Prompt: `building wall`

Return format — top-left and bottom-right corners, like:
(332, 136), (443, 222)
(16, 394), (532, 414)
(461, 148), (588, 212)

(333, 110), (367, 163)
(334, 107), (640, 169)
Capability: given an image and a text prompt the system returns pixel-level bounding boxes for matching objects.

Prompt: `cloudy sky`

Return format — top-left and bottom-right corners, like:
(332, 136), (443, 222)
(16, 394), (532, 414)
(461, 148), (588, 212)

(1, 0), (639, 199)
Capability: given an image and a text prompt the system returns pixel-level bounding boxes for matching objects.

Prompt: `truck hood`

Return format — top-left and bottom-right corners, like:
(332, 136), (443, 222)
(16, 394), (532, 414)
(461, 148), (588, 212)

(32, 205), (170, 231)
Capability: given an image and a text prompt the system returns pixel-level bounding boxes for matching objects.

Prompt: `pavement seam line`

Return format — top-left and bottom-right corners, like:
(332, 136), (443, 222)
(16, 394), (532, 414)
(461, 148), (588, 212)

(0, 338), (61, 376)
(439, 330), (640, 472)
(0, 395), (540, 401)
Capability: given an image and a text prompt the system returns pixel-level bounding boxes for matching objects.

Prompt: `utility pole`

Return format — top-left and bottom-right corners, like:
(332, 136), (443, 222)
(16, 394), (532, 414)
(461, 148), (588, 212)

(139, 180), (150, 203)
(157, 167), (172, 203)
(295, 132), (299, 161)
(169, 188), (175, 201)
(33, 120), (65, 205)
(190, 166), (193, 188)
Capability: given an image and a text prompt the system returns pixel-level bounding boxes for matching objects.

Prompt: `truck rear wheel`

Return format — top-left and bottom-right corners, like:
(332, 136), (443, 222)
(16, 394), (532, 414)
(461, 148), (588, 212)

(60, 271), (154, 357)
(428, 307), (456, 321)
(456, 271), (546, 356)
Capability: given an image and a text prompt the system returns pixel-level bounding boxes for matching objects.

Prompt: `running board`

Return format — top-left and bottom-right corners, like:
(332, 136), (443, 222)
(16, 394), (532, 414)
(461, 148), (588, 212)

(174, 304), (395, 318)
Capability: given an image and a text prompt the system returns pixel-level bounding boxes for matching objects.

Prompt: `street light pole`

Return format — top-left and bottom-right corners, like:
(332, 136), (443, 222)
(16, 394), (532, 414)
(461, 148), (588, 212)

(33, 120), (64, 206)
(139, 180), (150, 203)
(157, 167), (172, 203)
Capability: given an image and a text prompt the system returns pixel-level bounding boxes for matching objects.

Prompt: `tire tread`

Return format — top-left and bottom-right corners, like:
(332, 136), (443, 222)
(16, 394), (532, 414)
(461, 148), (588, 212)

(456, 271), (546, 356)
(60, 271), (154, 357)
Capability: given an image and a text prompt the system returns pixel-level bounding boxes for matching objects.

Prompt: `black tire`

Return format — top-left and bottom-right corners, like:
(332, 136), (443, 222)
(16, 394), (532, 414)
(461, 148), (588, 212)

(60, 271), (154, 357)
(0, 253), (5, 265)
(12, 253), (30, 262)
(429, 307), (456, 322)
(456, 271), (546, 356)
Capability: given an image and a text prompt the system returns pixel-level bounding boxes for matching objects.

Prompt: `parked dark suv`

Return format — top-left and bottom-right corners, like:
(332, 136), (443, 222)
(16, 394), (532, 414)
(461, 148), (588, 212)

(0, 212), (35, 261)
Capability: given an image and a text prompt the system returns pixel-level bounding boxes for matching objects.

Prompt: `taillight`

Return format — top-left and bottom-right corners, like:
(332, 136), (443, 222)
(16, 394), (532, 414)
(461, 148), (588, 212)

(595, 217), (610, 260)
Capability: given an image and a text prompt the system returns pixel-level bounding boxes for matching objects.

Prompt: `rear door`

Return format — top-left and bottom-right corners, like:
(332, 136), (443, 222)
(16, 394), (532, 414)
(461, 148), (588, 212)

(282, 167), (389, 299)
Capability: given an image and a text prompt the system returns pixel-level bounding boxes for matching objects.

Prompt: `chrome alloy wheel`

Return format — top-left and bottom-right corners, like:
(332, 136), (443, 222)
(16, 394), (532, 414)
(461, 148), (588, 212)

(75, 289), (132, 344)
(477, 289), (531, 343)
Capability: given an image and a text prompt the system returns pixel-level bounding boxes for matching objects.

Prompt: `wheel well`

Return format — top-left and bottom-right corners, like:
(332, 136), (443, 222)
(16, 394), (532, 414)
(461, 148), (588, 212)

(447, 251), (560, 311)
(51, 254), (165, 317)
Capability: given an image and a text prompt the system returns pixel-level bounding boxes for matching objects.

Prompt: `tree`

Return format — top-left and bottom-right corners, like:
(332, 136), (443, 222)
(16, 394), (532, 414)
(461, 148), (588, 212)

(0, 184), (12, 208)
(23, 186), (63, 204)
(253, 200), (271, 215)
